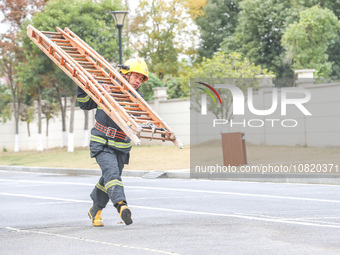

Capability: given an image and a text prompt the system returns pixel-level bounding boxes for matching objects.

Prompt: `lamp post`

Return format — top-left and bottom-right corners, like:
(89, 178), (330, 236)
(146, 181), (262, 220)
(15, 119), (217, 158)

(110, 11), (128, 65)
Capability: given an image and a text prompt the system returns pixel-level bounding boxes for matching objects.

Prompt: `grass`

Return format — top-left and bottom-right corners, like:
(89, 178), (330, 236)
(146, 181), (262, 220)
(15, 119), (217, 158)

(1, 143), (339, 172)
(0, 145), (190, 171)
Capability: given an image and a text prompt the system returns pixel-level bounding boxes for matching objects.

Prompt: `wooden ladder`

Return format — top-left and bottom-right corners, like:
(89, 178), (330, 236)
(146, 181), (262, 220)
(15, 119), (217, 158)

(27, 25), (183, 148)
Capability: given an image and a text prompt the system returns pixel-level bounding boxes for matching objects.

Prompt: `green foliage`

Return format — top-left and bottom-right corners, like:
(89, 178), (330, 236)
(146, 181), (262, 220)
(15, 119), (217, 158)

(0, 83), (13, 123)
(131, 0), (186, 79)
(218, 0), (340, 79)
(196, 0), (240, 60)
(163, 76), (188, 99)
(16, 0), (125, 129)
(29, 0), (123, 62)
(186, 51), (273, 119)
(138, 73), (164, 101)
(220, 0), (302, 78)
(282, 5), (340, 77)
(185, 51), (272, 79)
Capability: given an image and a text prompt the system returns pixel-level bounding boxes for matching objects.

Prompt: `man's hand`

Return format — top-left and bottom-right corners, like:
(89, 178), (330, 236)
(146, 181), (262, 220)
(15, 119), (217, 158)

(102, 84), (111, 93)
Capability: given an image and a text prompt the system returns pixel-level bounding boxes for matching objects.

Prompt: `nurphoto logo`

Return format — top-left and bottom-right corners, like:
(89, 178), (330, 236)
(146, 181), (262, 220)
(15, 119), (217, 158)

(197, 82), (312, 128)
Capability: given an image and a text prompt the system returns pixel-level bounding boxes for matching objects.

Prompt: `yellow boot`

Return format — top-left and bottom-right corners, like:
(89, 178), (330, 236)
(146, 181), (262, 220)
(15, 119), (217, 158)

(118, 202), (133, 225)
(88, 207), (104, 227)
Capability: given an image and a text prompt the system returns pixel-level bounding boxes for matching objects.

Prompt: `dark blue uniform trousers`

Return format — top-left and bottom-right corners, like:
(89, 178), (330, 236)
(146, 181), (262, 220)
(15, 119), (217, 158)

(90, 147), (128, 208)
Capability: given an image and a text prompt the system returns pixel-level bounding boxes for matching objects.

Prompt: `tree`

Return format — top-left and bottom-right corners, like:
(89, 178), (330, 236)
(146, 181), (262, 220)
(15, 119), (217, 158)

(130, 0), (197, 79)
(181, 0), (207, 21)
(19, 0), (123, 152)
(0, 82), (12, 123)
(41, 88), (60, 149)
(16, 49), (55, 151)
(196, 0), (240, 60)
(0, 0), (46, 151)
(220, 0), (304, 78)
(186, 51), (273, 120)
(282, 6), (340, 78)
(82, 110), (89, 148)
(219, 0), (340, 79)
(139, 73), (163, 101)
(19, 103), (35, 150)
(163, 76), (188, 99)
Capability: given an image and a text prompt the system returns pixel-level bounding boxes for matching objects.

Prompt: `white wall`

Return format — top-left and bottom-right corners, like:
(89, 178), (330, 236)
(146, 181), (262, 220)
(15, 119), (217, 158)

(0, 96), (190, 151)
(1, 81), (340, 151)
(191, 81), (340, 148)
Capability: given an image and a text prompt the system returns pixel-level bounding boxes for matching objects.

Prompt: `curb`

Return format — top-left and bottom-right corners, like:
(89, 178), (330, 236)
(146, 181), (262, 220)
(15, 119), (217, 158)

(0, 165), (149, 177)
(0, 165), (188, 178)
(1, 165), (339, 185)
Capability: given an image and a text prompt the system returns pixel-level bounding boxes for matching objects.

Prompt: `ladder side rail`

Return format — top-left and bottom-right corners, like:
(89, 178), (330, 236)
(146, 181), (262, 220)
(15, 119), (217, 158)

(55, 28), (114, 82)
(61, 28), (148, 112)
(27, 25), (142, 145)
(55, 28), (176, 144)
(64, 27), (126, 83)
(63, 27), (181, 142)
(53, 27), (142, 135)
(66, 28), (183, 148)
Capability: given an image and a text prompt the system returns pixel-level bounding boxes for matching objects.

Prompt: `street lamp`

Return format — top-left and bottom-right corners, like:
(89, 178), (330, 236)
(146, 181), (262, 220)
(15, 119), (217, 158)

(110, 11), (129, 65)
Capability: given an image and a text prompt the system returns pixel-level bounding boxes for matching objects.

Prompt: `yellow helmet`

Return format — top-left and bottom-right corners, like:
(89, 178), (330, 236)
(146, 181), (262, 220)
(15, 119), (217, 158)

(120, 58), (149, 82)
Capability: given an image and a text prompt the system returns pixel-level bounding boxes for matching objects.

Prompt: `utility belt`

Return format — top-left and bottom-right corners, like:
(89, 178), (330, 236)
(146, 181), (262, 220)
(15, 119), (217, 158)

(94, 121), (127, 141)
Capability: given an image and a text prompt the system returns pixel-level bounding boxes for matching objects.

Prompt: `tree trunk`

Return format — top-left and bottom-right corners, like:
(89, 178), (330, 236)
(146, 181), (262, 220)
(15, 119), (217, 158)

(55, 86), (67, 147)
(45, 118), (49, 149)
(68, 93), (76, 152)
(82, 110), (89, 147)
(37, 87), (43, 151)
(27, 121), (32, 150)
(8, 67), (21, 152)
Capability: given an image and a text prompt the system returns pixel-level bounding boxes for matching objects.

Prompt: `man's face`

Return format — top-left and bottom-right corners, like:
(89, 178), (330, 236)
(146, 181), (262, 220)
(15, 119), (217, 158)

(127, 72), (145, 90)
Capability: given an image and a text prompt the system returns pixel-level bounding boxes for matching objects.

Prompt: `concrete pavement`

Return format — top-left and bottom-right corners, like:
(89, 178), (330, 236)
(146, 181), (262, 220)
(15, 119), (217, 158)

(1, 169), (340, 254)
(1, 165), (340, 185)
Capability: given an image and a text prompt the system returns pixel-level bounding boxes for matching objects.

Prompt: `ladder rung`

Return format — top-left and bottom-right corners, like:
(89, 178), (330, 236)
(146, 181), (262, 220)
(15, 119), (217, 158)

(138, 135), (171, 141)
(93, 74), (107, 78)
(42, 31), (61, 35)
(86, 69), (102, 73)
(112, 94), (130, 98)
(56, 42), (71, 45)
(135, 116), (153, 120)
(114, 97), (132, 101)
(73, 57), (87, 61)
(60, 46), (76, 49)
(141, 129), (169, 135)
(78, 61), (93, 64)
(118, 102), (139, 106)
(109, 87), (122, 92)
(52, 39), (69, 42)
(135, 120), (160, 124)
(64, 50), (79, 53)
(69, 53), (83, 57)
(97, 80), (113, 84)
(126, 110), (148, 115)
(123, 106), (142, 110)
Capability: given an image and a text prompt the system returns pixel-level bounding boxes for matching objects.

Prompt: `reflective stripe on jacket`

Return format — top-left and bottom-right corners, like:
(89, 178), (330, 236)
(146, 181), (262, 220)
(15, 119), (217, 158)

(77, 86), (140, 156)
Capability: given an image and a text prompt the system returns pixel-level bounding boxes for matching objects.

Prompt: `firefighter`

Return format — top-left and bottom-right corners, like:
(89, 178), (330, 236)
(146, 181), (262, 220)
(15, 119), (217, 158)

(77, 58), (149, 227)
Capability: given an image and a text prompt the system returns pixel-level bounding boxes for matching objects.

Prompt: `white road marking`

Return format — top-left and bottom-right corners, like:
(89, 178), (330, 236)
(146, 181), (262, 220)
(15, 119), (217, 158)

(0, 170), (66, 176)
(4, 227), (180, 255)
(1, 192), (340, 229)
(0, 178), (340, 204)
(0, 192), (90, 203)
(2, 169), (340, 187)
